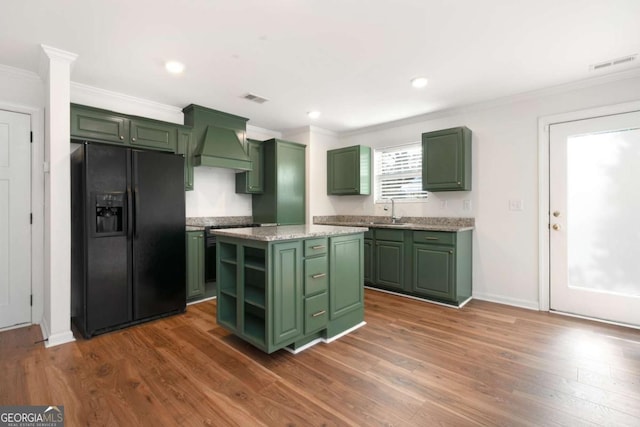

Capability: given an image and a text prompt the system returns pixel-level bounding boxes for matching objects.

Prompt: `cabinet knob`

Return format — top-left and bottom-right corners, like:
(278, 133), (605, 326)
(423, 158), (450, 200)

(449, 250), (454, 254)
(120, 135), (124, 140)
(131, 137), (137, 142)
(457, 181), (461, 185)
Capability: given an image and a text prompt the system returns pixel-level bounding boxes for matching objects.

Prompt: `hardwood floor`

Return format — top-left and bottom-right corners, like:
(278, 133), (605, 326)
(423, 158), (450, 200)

(2, 289), (640, 426)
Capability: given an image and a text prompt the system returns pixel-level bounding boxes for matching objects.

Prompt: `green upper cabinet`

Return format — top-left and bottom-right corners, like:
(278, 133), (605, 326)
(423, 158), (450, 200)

(129, 118), (178, 152)
(236, 139), (264, 194)
(252, 139), (306, 225)
(422, 126), (471, 191)
(327, 145), (371, 195)
(177, 127), (194, 191)
(71, 105), (129, 144)
(70, 104), (179, 153)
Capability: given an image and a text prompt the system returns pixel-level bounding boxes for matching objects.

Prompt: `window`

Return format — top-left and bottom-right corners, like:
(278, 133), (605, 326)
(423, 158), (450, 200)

(375, 142), (428, 202)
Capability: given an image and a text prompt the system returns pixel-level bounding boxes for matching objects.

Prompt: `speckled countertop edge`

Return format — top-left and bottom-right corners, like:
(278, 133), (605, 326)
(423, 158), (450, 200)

(209, 224), (369, 242)
(314, 215), (474, 232)
(185, 216), (255, 231)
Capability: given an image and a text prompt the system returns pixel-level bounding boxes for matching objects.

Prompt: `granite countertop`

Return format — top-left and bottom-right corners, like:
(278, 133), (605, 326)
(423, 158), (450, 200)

(186, 225), (205, 231)
(209, 224), (369, 242)
(313, 215), (475, 232)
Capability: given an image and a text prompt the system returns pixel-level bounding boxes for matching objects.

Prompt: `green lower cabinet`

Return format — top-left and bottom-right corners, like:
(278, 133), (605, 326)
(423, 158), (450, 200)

(366, 227), (472, 306)
(412, 244), (455, 301)
(363, 239), (373, 283)
(329, 234), (364, 319)
(186, 231), (205, 299)
(374, 241), (404, 291)
(216, 233), (364, 353)
(271, 241), (304, 346)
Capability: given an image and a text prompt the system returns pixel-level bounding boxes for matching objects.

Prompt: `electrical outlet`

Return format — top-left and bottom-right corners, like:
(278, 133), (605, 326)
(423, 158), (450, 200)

(440, 200), (448, 209)
(509, 199), (524, 211)
(463, 200), (472, 211)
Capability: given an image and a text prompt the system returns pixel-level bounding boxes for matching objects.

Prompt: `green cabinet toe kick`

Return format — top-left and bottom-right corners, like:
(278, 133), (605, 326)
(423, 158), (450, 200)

(215, 232), (366, 354)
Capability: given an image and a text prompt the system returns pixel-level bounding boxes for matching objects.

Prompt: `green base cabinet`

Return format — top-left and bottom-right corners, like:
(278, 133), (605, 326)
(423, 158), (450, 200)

(422, 126), (471, 191)
(252, 139), (306, 225)
(327, 145), (371, 195)
(216, 233), (364, 353)
(186, 231), (205, 300)
(365, 227), (472, 306)
(236, 139), (264, 194)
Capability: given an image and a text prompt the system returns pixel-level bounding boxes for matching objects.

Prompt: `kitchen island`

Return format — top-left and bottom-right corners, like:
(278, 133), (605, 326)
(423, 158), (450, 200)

(211, 224), (368, 353)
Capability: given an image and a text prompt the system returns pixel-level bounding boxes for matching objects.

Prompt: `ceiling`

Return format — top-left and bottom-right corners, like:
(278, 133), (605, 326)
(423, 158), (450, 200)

(2, 0), (639, 133)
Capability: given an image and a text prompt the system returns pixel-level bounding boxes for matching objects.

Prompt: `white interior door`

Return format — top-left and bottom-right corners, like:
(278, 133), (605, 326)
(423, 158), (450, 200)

(0, 109), (31, 329)
(549, 110), (640, 327)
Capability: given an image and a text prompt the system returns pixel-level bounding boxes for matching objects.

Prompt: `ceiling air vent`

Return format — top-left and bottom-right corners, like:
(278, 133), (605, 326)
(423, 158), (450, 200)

(590, 54), (637, 71)
(242, 93), (269, 104)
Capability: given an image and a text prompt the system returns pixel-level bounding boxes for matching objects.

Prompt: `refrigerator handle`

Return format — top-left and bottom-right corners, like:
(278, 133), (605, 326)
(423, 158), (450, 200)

(134, 186), (140, 238)
(126, 186), (133, 240)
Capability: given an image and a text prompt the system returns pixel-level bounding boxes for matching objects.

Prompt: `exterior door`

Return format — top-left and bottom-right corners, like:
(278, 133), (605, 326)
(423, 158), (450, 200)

(0, 110), (31, 329)
(549, 110), (640, 326)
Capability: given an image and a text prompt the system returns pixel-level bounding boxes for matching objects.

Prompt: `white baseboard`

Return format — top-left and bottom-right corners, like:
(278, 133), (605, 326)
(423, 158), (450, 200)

(284, 321), (367, 354)
(472, 292), (540, 311)
(40, 317), (75, 347)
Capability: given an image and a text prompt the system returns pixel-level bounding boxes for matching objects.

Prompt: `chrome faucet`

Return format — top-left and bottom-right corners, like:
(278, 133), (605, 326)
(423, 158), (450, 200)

(384, 198), (400, 223)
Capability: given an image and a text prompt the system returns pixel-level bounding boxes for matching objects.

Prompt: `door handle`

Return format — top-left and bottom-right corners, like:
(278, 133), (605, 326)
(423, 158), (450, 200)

(311, 273), (326, 279)
(311, 245), (326, 250)
(134, 186), (140, 237)
(552, 224), (561, 230)
(126, 186), (133, 240)
(312, 310), (326, 318)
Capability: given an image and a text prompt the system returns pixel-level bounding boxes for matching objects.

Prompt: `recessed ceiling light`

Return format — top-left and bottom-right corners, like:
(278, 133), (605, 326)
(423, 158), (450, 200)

(307, 111), (321, 119)
(411, 77), (428, 89)
(165, 61), (185, 74)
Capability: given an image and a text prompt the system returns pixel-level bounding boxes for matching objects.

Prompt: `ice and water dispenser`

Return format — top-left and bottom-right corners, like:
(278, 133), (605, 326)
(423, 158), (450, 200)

(94, 192), (125, 234)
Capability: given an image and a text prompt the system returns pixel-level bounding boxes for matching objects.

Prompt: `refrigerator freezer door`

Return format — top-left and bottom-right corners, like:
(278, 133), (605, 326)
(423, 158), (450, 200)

(132, 150), (186, 319)
(84, 144), (132, 333)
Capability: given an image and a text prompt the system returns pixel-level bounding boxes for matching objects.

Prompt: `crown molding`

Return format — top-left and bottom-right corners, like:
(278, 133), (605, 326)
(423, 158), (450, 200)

(71, 82), (183, 113)
(341, 66), (640, 138)
(0, 63), (41, 81)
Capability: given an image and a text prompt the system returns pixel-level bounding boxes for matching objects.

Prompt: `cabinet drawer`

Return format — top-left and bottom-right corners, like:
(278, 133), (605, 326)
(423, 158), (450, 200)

(304, 292), (328, 334)
(375, 228), (404, 242)
(304, 238), (328, 256)
(413, 230), (456, 245)
(304, 256), (328, 296)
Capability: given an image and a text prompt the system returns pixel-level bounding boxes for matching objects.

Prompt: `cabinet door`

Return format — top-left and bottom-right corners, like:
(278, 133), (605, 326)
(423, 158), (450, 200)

(236, 139), (263, 194)
(375, 241), (404, 290)
(329, 235), (364, 319)
(130, 118), (178, 152)
(327, 145), (371, 195)
(186, 232), (205, 299)
(363, 239), (373, 283)
(412, 244), (455, 301)
(422, 127), (471, 191)
(71, 106), (129, 144)
(271, 241), (303, 345)
(177, 128), (194, 191)
(275, 142), (306, 225)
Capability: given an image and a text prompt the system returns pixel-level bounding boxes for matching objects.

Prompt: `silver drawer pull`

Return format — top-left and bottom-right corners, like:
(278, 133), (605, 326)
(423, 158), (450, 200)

(311, 245), (326, 250)
(311, 273), (326, 279)
(425, 237), (439, 240)
(312, 310), (326, 317)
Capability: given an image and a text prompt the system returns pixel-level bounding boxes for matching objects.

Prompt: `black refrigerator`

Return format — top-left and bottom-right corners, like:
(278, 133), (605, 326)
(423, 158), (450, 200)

(71, 142), (186, 338)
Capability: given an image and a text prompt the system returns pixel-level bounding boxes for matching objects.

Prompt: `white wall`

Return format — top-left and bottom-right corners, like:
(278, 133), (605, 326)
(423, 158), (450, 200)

(322, 70), (640, 309)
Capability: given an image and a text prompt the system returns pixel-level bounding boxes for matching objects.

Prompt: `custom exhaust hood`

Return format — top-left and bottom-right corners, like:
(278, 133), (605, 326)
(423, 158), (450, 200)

(182, 104), (252, 171)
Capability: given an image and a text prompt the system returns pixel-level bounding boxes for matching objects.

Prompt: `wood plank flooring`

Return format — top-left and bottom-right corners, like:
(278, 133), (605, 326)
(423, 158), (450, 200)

(2, 289), (640, 426)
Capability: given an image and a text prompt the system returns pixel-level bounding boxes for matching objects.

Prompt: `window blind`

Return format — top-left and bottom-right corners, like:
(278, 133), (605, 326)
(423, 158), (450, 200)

(375, 143), (428, 201)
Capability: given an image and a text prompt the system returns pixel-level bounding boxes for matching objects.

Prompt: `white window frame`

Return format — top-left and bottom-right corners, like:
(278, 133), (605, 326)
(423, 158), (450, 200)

(374, 142), (428, 203)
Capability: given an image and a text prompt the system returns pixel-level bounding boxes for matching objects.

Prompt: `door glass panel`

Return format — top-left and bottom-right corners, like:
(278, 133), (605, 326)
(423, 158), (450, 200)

(566, 127), (640, 297)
